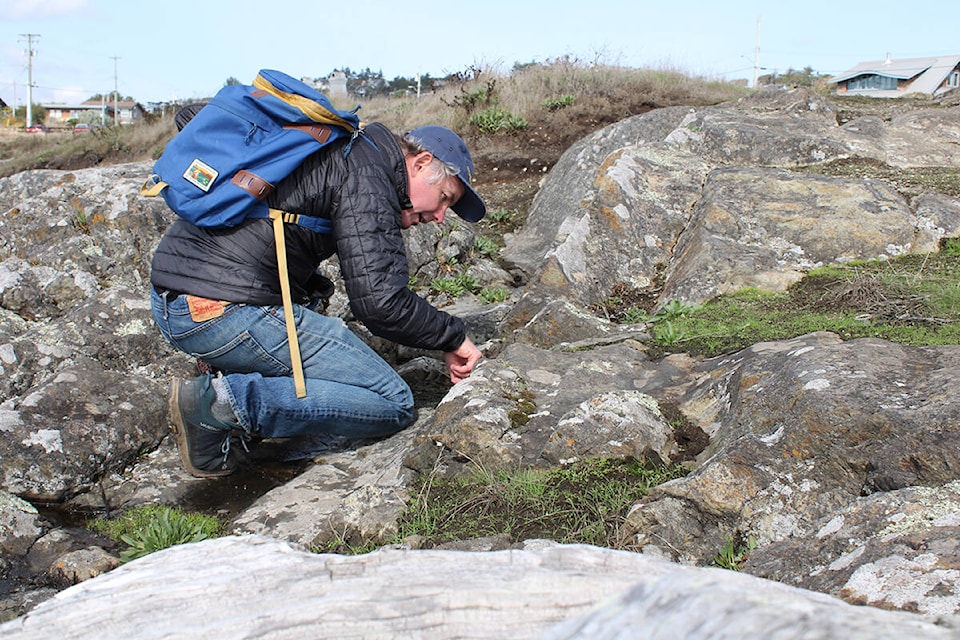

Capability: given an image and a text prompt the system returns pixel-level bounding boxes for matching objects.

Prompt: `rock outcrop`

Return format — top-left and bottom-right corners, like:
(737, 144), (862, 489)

(2, 87), (960, 636)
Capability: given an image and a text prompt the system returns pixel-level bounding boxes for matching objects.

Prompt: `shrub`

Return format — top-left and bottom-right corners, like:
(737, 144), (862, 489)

(541, 94), (576, 111)
(469, 108), (528, 134)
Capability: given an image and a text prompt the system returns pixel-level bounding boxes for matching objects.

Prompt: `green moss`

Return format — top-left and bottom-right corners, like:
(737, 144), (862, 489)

(641, 248), (960, 358)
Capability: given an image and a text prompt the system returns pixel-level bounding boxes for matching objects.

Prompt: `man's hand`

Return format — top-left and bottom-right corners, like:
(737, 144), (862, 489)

(443, 336), (482, 384)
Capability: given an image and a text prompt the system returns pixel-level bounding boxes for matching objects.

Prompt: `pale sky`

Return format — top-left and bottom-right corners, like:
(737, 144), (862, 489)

(1, 0), (957, 106)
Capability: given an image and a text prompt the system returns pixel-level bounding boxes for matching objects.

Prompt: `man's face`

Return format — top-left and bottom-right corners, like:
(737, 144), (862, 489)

(401, 152), (465, 229)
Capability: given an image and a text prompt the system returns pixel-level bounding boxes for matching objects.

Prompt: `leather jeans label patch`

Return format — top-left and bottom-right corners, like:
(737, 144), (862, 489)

(186, 295), (228, 322)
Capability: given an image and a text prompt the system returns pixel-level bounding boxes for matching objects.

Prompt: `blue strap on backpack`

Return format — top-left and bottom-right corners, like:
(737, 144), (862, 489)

(141, 69), (365, 234)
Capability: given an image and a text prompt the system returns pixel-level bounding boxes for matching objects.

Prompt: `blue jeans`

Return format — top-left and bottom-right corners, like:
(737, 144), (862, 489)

(150, 287), (415, 439)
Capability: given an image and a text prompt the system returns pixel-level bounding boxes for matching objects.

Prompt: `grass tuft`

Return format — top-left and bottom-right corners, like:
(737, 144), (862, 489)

(88, 504), (223, 563)
(397, 458), (686, 550)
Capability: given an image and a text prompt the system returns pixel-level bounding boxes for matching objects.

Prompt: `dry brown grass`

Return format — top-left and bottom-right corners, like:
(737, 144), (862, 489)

(357, 59), (747, 134)
(0, 60), (747, 180)
(0, 116), (175, 178)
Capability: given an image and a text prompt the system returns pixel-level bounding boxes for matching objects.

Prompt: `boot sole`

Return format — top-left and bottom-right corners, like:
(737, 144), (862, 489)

(168, 378), (234, 479)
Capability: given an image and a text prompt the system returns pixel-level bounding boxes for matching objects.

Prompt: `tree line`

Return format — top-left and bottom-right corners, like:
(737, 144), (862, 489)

(225, 68), (450, 98)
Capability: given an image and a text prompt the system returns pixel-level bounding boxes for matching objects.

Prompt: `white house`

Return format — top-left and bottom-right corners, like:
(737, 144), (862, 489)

(831, 54), (960, 98)
(43, 99), (146, 126)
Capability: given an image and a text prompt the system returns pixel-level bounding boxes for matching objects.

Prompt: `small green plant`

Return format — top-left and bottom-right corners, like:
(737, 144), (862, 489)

(653, 299), (698, 322)
(941, 237), (960, 257)
(653, 320), (686, 346)
(73, 210), (90, 234)
(70, 197), (91, 234)
(313, 527), (381, 555)
(486, 208), (517, 225)
(457, 272), (480, 293)
(472, 235), (500, 258)
(469, 107), (528, 134)
(436, 255), (461, 272)
(480, 207), (525, 233)
(429, 277), (464, 297)
(430, 271), (481, 298)
(620, 306), (649, 324)
(448, 79), (498, 114)
(713, 533), (757, 570)
(89, 504), (223, 563)
(541, 94), (576, 111)
(479, 287), (510, 304)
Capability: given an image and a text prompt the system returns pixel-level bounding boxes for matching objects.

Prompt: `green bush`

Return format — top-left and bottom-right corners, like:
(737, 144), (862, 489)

(469, 107), (528, 133)
(541, 94), (576, 111)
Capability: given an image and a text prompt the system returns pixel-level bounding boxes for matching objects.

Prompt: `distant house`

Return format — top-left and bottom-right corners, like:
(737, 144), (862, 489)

(301, 71), (348, 98)
(831, 54), (960, 98)
(44, 103), (113, 126)
(98, 99), (146, 125)
(43, 99), (146, 126)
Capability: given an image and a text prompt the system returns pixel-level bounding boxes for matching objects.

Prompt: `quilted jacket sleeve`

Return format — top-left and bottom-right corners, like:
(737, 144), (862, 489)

(332, 130), (467, 353)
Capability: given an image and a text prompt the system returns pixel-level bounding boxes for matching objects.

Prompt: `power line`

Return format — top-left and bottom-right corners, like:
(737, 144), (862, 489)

(18, 33), (39, 125)
(110, 55), (120, 126)
(753, 16), (760, 89)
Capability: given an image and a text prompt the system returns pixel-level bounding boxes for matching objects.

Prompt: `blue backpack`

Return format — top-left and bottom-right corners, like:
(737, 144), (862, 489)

(141, 68), (364, 234)
(142, 69), (366, 398)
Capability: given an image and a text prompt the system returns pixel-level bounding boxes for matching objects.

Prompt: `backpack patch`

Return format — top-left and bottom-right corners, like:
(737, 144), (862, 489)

(183, 158), (218, 192)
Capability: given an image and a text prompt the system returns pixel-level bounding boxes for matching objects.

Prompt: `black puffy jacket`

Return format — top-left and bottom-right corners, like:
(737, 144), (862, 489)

(150, 122), (467, 353)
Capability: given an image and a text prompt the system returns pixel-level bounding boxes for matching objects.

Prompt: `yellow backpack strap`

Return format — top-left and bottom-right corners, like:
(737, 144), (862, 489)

(269, 209), (307, 399)
(140, 175), (167, 197)
(253, 73), (357, 131)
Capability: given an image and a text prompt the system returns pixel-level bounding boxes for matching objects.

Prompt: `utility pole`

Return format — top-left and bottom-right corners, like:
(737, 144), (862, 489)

(19, 33), (39, 127)
(753, 17), (761, 89)
(111, 56), (120, 127)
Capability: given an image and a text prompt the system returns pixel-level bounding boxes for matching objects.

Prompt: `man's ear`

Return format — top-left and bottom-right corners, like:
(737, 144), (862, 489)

(411, 151), (434, 173)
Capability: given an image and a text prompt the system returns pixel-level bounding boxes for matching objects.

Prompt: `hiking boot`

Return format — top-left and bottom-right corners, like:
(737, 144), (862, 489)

(168, 375), (241, 478)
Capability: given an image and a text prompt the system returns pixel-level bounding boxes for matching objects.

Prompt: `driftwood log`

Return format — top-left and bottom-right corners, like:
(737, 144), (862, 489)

(1, 535), (954, 639)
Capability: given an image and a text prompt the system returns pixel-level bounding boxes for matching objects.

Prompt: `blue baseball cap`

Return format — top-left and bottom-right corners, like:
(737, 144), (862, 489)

(408, 125), (486, 222)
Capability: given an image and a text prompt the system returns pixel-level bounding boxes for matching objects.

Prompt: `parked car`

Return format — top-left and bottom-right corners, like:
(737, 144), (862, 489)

(73, 123), (101, 134)
(26, 124), (48, 133)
